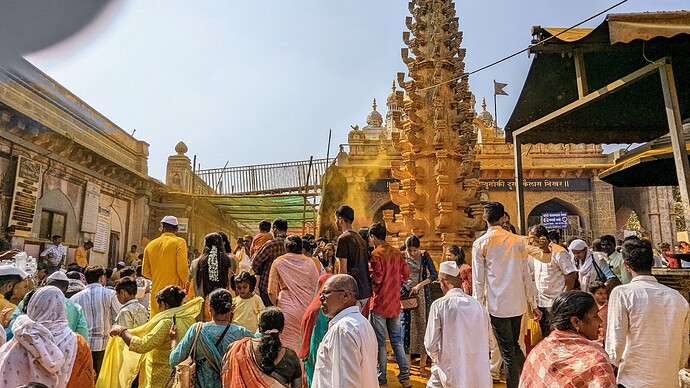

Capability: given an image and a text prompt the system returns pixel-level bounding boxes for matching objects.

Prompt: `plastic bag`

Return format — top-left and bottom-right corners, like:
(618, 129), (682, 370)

(528, 318), (543, 346)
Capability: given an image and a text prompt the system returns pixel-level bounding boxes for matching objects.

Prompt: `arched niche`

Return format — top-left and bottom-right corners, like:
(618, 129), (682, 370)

(527, 198), (586, 239)
(34, 188), (79, 243)
(372, 201), (401, 225)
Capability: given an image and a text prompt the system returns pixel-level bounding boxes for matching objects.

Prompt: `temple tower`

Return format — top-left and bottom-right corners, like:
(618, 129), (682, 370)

(384, 0), (483, 260)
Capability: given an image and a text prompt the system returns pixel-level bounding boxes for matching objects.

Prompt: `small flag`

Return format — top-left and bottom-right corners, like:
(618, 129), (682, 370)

(494, 80), (508, 96)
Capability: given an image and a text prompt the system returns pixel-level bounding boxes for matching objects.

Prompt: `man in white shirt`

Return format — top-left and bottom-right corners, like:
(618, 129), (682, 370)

(39, 234), (67, 274)
(472, 201), (541, 388)
(71, 265), (122, 377)
(606, 238), (690, 388)
(528, 224), (577, 337)
(312, 274), (378, 388)
(425, 261), (491, 387)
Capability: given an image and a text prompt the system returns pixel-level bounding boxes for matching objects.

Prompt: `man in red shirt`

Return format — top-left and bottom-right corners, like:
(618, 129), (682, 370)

(368, 222), (412, 388)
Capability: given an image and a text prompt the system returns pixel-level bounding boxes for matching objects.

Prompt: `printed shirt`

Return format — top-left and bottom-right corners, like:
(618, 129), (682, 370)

(71, 283), (122, 351)
(606, 275), (690, 388)
(115, 299), (149, 329)
(521, 329), (616, 388)
(369, 242), (409, 318)
(251, 236), (286, 294)
(472, 226), (537, 318)
(40, 243), (67, 266)
(312, 306), (378, 388)
(533, 244), (578, 308)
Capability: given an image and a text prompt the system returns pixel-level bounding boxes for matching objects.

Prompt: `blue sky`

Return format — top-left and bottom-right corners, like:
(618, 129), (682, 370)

(27, 0), (688, 181)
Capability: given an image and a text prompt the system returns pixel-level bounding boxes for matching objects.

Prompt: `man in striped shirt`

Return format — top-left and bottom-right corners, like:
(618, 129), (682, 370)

(71, 265), (122, 376)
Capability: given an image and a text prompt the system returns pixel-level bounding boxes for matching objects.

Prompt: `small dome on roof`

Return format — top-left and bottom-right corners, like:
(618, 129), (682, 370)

(366, 98), (383, 127)
(478, 97), (493, 124)
(175, 141), (188, 155)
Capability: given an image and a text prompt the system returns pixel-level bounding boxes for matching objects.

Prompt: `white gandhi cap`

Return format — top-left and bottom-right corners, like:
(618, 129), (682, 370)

(439, 261), (460, 277)
(0, 265), (28, 279)
(160, 215), (179, 226)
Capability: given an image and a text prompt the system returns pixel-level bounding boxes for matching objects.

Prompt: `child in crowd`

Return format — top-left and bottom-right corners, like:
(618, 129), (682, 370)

(135, 265), (151, 312)
(114, 276), (148, 329)
(230, 271), (264, 333)
(589, 280), (608, 347)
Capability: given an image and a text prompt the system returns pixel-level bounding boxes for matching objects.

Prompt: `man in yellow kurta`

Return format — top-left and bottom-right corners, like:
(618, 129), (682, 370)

(142, 216), (189, 317)
(73, 241), (93, 270)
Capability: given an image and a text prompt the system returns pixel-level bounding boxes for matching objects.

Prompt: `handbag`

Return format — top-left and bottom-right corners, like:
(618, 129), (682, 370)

(166, 323), (202, 388)
(400, 252), (426, 311)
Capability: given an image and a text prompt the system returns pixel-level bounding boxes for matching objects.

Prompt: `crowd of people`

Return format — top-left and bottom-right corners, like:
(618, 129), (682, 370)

(0, 200), (688, 388)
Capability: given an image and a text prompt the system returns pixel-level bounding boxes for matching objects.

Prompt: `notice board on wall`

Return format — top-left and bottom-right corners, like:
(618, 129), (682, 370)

(81, 182), (101, 233)
(93, 207), (110, 253)
(8, 156), (41, 237)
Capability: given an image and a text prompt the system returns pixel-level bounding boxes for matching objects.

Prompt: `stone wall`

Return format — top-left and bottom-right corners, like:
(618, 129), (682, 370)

(615, 185), (677, 245)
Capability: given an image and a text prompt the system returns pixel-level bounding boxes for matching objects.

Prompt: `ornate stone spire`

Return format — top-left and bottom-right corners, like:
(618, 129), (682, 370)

(384, 0), (483, 260)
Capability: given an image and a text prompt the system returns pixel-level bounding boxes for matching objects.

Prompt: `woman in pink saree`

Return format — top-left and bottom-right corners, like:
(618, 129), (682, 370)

(267, 235), (320, 352)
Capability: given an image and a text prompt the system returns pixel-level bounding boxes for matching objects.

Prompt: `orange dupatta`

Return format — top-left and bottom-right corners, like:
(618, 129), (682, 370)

(221, 337), (287, 388)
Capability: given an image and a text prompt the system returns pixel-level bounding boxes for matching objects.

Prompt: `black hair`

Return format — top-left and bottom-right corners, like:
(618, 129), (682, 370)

(136, 265), (143, 277)
(17, 383), (49, 388)
(335, 205), (355, 223)
(285, 235), (303, 254)
(272, 218), (288, 232)
(161, 223), (178, 232)
(623, 235), (640, 242)
(357, 227), (369, 242)
(45, 279), (69, 294)
(0, 274), (22, 299)
(131, 245), (137, 249)
(156, 285), (186, 308)
(120, 267), (136, 278)
(528, 224), (549, 238)
(231, 270), (256, 292)
(105, 268), (114, 279)
(448, 245), (465, 266)
(622, 239), (654, 273)
(302, 235), (317, 252)
(197, 233), (233, 297)
(550, 290), (597, 332)
(66, 271), (82, 280)
(548, 230), (561, 244)
(115, 276), (138, 296)
(258, 307), (285, 375)
(21, 288), (37, 314)
(399, 244), (406, 252)
(36, 261), (48, 272)
(84, 241), (94, 249)
(259, 220), (271, 232)
(52, 234), (62, 240)
(369, 222), (386, 241)
(405, 235), (421, 249)
(588, 280), (606, 294)
(483, 201), (505, 224)
(84, 265), (106, 284)
(599, 235), (616, 246)
(218, 231), (232, 254)
(208, 288), (234, 315)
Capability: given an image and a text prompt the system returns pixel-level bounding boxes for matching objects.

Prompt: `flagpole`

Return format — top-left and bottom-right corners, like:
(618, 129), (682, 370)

(493, 80), (498, 131)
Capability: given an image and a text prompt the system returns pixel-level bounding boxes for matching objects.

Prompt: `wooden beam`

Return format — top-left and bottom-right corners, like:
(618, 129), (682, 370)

(659, 59), (690, 230)
(513, 57), (666, 138)
(574, 50), (588, 98)
(514, 134), (526, 234)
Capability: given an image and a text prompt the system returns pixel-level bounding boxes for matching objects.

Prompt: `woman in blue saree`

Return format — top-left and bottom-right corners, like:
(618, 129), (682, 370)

(170, 288), (253, 388)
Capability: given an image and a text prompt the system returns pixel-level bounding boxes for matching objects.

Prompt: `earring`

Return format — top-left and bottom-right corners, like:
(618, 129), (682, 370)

(575, 326), (580, 333)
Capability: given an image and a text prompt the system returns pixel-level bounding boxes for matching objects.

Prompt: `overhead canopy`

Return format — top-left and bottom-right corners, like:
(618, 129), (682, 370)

(201, 194), (316, 232)
(599, 136), (690, 186)
(505, 11), (690, 144)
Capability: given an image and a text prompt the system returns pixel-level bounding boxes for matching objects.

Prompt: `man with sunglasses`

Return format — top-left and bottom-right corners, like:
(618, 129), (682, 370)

(312, 274), (377, 388)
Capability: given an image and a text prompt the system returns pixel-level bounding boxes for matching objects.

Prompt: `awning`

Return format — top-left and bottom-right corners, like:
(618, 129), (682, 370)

(505, 11), (690, 144)
(202, 194), (317, 231)
(599, 143), (690, 186)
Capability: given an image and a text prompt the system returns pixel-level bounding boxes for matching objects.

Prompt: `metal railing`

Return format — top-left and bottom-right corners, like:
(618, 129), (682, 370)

(196, 158), (330, 195)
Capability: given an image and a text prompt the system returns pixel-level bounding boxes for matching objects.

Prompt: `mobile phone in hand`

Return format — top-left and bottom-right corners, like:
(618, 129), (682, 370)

(172, 315), (176, 326)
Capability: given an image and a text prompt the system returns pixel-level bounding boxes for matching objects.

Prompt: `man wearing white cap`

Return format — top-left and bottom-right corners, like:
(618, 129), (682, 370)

(0, 265), (27, 328)
(425, 261), (492, 387)
(5, 271), (89, 342)
(568, 239), (617, 293)
(142, 215), (189, 317)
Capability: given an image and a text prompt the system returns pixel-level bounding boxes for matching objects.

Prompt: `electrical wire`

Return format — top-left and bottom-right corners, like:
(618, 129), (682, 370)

(416, 0), (630, 92)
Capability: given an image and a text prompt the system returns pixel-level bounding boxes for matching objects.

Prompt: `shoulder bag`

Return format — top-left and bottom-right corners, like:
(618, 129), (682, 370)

(167, 323), (202, 388)
(400, 252), (424, 311)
